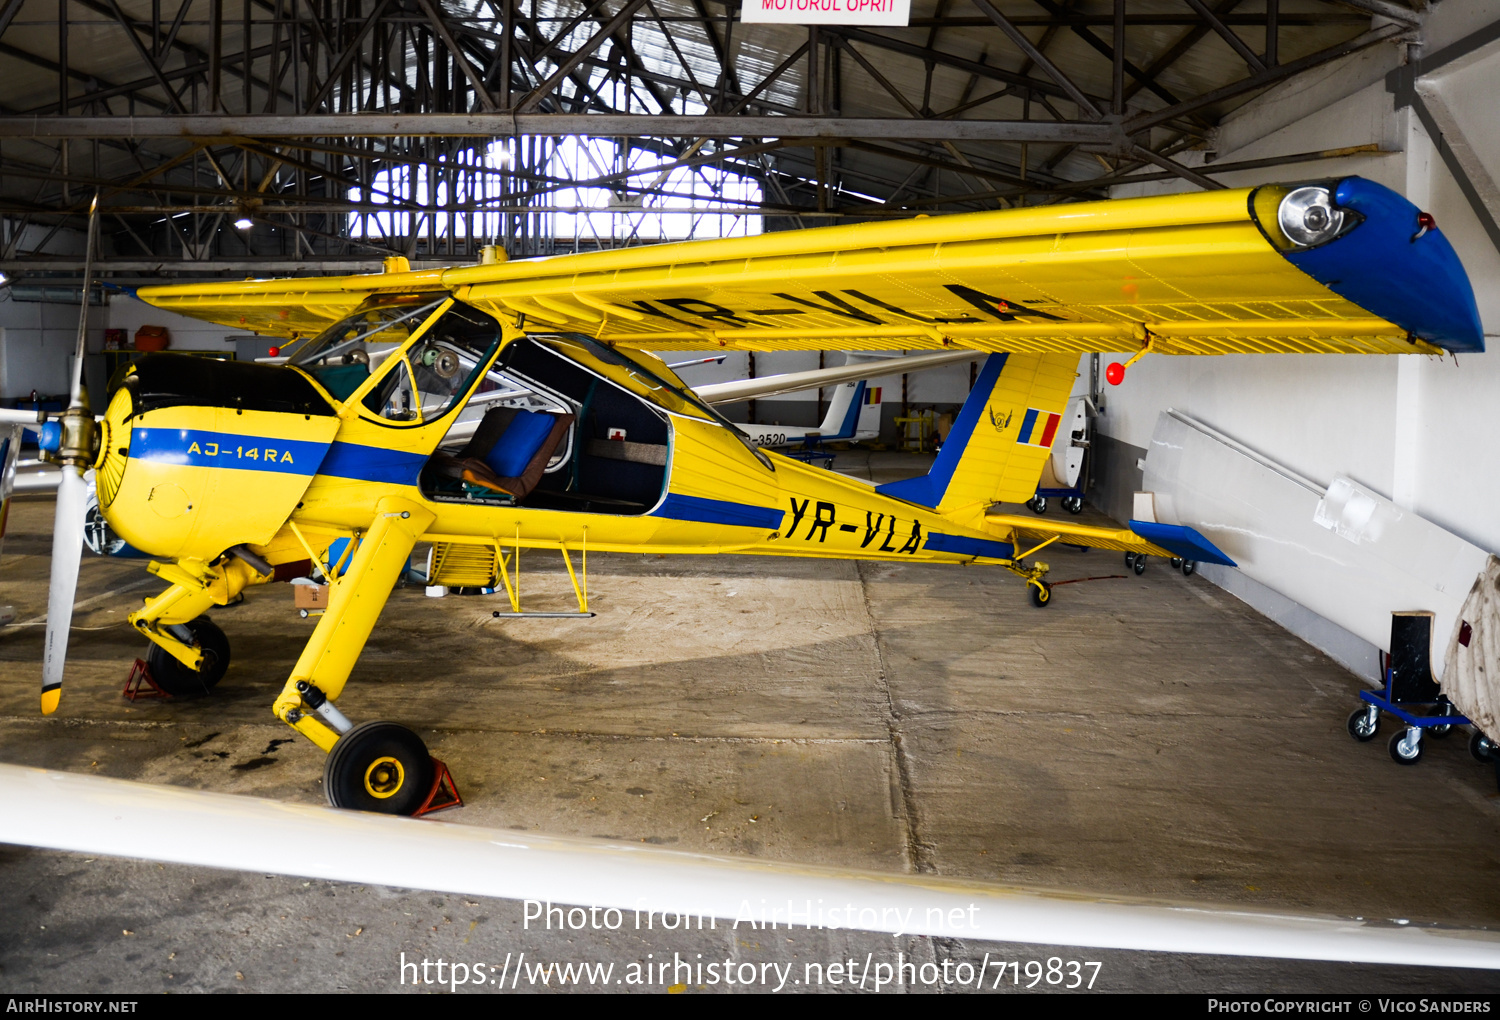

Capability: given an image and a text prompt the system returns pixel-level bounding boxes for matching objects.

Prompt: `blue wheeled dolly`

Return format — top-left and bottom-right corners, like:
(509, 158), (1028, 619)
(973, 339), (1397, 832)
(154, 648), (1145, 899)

(1026, 447), (1089, 516)
(1346, 611), (1496, 768)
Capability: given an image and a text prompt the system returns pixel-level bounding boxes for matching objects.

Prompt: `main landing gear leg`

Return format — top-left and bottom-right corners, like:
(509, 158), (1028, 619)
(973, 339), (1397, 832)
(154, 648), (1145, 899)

(270, 497), (450, 816)
(127, 554), (268, 696)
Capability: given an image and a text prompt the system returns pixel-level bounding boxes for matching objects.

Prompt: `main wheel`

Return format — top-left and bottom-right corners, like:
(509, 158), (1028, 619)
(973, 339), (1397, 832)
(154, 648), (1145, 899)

(1132, 554), (1147, 575)
(145, 616), (230, 697)
(1388, 728), (1423, 766)
(1029, 581), (1052, 608)
(1347, 707), (1380, 742)
(1181, 559), (1197, 577)
(324, 721), (436, 815)
(1469, 730), (1494, 763)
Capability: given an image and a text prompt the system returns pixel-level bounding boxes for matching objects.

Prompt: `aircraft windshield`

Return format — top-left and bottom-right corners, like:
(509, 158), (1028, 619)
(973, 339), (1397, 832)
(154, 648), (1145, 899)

(288, 296), (447, 368)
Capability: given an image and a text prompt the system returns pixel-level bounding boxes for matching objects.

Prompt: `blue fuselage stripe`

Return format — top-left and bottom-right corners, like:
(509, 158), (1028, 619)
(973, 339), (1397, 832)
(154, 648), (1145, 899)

(317, 441), (430, 486)
(923, 532), (1014, 560)
(131, 428), (329, 475)
(654, 493), (784, 530)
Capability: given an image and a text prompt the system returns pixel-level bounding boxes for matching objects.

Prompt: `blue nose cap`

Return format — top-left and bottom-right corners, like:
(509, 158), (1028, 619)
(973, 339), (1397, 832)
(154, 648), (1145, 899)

(1280, 177), (1485, 354)
(38, 420), (62, 453)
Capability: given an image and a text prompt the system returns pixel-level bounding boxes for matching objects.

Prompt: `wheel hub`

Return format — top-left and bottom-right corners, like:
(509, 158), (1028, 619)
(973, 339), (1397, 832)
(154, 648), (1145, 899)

(364, 756), (405, 798)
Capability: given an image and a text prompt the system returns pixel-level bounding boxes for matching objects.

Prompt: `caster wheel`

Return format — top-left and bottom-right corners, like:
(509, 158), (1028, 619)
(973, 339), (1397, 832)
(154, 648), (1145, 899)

(1347, 707), (1380, 742)
(1388, 728), (1423, 766)
(325, 721), (436, 815)
(1063, 497), (1084, 514)
(1428, 702), (1453, 738)
(1170, 557), (1182, 569)
(1027, 496), (1048, 515)
(1124, 552), (1137, 570)
(1182, 559), (1197, 577)
(1029, 581), (1052, 608)
(1133, 554), (1146, 575)
(1469, 730), (1494, 763)
(145, 616), (230, 697)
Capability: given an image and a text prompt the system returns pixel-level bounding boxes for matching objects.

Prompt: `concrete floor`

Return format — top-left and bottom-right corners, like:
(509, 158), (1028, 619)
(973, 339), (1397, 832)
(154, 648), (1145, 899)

(3, 452), (1500, 993)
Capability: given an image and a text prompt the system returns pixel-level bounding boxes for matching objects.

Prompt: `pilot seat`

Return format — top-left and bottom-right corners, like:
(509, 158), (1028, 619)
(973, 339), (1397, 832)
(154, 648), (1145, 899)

(423, 406), (574, 502)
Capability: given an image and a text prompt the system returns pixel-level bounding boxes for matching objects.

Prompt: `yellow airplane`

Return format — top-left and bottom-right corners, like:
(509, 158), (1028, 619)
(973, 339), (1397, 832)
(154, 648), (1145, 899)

(6, 176), (1481, 816)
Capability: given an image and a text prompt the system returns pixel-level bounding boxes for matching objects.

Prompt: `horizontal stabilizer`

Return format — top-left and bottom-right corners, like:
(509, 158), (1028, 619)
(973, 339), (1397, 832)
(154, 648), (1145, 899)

(1128, 521), (1237, 567)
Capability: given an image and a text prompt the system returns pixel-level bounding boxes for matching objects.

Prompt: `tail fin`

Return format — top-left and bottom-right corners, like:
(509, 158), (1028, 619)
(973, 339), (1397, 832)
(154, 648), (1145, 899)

(856, 382), (882, 437)
(814, 379), (867, 440)
(875, 352), (1077, 527)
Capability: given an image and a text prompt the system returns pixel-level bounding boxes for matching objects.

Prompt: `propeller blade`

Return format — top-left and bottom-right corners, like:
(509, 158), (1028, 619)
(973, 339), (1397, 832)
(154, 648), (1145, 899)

(41, 469), (86, 714)
(0, 408), (45, 426)
(67, 192), (100, 413)
(0, 424), (18, 554)
(41, 191), (101, 716)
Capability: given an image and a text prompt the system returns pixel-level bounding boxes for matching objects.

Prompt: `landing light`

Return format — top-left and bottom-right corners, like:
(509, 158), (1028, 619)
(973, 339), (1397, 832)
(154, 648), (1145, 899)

(1277, 186), (1345, 247)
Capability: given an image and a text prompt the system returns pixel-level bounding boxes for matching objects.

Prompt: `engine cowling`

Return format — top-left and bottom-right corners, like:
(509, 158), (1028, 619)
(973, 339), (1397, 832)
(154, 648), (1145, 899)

(99, 355), (341, 561)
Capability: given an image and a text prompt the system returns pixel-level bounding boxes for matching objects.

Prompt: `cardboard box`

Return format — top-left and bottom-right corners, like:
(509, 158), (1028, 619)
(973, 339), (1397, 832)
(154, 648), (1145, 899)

(293, 583), (328, 610)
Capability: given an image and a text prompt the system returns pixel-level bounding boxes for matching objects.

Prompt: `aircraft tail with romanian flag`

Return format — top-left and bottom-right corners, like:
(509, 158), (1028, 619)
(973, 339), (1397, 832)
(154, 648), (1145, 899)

(875, 352), (1078, 531)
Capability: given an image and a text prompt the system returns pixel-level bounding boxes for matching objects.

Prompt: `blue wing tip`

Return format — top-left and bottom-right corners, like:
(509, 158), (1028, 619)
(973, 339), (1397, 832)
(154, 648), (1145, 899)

(1283, 176), (1485, 355)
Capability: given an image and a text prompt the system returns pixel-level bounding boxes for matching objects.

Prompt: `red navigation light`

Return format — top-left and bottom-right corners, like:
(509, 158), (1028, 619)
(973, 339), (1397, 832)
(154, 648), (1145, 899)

(1105, 362), (1125, 386)
(267, 346), (281, 357)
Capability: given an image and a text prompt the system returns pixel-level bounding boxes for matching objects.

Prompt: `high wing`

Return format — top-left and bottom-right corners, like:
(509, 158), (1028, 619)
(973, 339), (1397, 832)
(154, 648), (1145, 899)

(133, 178), (1483, 358)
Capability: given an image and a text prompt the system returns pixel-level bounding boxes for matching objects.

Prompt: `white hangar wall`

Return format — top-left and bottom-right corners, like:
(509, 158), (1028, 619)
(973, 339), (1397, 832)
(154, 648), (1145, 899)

(1098, 0), (1500, 681)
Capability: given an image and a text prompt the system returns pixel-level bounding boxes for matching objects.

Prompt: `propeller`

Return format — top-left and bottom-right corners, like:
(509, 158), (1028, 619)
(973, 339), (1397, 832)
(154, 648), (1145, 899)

(38, 193), (101, 716)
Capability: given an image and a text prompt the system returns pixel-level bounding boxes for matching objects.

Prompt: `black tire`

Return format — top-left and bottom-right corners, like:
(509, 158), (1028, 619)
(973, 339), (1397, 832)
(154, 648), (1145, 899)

(1170, 557), (1182, 569)
(1124, 552), (1136, 570)
(324, 721), (435, 815)
(1063, 497), (1083, 515)
(1028, 496), (1047, 515)
(1389, 729), (1423, 766)
(1469, 730), (1494, 763)
(1132, 555), (1146, 575)
(1182, 559), (1197, 577)
(1347, 707), (1380, 742)
(145, 616), (230, 697)
(1029, 582), (1052, 608)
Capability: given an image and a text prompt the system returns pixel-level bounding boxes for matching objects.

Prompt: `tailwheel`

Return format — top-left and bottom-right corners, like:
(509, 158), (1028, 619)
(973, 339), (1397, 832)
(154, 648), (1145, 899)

(145, 616), (230, 697)
(1029, 580), (1052, 608)
(324, 721), (436, 815)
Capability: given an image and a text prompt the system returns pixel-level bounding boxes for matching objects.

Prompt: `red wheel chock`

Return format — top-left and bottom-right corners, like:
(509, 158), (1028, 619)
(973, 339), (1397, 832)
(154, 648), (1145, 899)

(122, 658), (170, 701)
(414, 757), (463, 817)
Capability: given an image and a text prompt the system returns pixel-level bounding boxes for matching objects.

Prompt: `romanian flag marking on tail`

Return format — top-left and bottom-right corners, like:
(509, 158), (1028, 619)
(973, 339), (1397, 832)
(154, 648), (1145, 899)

(864, 387), (882, 405)
(1016, 408), (1062, 448)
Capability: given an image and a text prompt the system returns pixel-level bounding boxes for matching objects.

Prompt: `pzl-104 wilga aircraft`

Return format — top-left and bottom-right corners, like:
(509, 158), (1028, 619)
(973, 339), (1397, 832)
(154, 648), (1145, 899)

(2, 176), (1481, 816)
